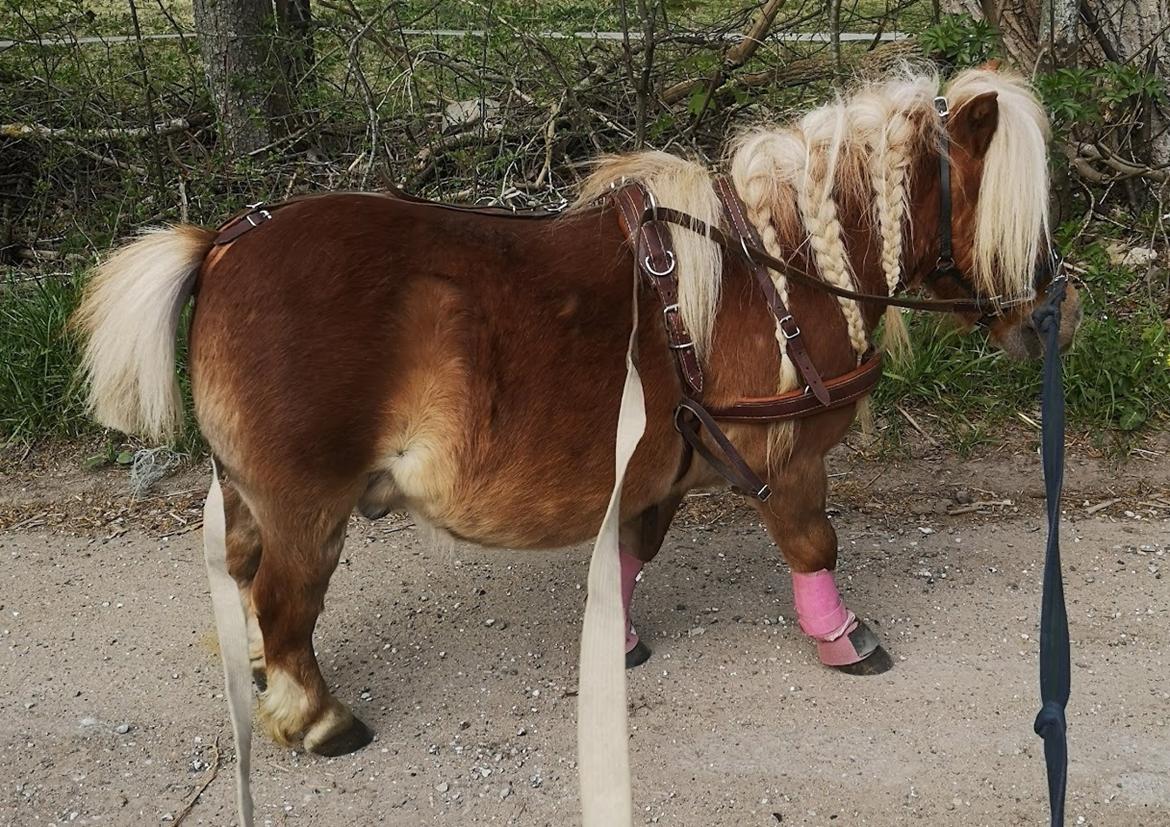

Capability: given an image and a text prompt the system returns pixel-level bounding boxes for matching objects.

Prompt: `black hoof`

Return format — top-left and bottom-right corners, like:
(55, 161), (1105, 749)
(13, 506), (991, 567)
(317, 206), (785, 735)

(311, 716), (375, 757)
(358, 504), (391, 520)
(625, 640), (652, 669)
(833, 645), (895, 676)
(252, 669), (268, 692)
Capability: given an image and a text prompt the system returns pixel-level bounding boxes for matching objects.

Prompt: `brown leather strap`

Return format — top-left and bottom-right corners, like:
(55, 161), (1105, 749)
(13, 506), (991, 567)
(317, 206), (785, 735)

(712, 176), (831, 406)
(214, 205), (276, 245)
(675, 400), (772, 500)
(612, 185), (704, 397)
(651, 207), (997, 315)
(709, 351), (884, 421)
(213, 188), (566, 247)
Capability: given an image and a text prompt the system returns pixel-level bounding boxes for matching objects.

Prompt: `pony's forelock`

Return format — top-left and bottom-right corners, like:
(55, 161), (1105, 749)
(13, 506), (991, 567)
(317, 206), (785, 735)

(945, 69), (1051, 300)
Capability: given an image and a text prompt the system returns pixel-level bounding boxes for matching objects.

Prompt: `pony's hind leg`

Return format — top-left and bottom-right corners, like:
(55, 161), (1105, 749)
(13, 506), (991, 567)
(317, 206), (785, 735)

(249, 489), (374, 756)
(755, 456), (893, 675)
(222, 483), (266, 687)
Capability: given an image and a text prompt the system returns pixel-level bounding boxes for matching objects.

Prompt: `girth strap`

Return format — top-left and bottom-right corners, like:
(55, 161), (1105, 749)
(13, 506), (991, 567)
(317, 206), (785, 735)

(713, 176), (831, 406)
(675, 401), (771, 501)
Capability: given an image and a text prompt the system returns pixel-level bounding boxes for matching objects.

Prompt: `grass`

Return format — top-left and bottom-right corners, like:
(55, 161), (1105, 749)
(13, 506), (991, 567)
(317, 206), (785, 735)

(0, 272), (90, 441)
(873, 239), (1170, 451)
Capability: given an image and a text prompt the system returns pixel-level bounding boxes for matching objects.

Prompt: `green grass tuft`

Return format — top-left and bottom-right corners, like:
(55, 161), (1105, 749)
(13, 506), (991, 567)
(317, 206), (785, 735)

(0, 271), (92, 443)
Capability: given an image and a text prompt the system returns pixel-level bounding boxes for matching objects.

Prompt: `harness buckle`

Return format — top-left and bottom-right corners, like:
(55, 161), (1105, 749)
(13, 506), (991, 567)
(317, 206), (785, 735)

(645, 188), (659, 221)
(778, 314), (801, 340)
(738, 234), (753, 263)
(662, 302), (680, 317)
(933, 95), (950, 119)
(643, 250), (676, 277)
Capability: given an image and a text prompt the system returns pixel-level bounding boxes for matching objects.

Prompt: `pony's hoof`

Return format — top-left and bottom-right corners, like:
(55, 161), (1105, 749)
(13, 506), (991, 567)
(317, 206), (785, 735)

(252, 669), (268, 692)
(834, 645), (894, 676)
(307, 715), (374, 757)
(625, 640), (652, 669)
(817, 620), (891, 673)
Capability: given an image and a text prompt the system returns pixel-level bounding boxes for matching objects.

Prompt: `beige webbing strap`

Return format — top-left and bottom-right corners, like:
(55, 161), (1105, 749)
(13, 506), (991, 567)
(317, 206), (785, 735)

(203, 463), (256, 827)
(577, 270), (645, 827)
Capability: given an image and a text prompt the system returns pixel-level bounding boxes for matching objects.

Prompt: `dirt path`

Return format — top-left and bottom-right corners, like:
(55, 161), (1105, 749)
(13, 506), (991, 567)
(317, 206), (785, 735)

(2, 441), (1168, 826)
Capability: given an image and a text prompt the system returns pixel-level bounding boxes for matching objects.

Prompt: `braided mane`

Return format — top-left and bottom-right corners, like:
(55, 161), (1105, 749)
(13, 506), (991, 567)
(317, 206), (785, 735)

(576, 67), (1050, 460)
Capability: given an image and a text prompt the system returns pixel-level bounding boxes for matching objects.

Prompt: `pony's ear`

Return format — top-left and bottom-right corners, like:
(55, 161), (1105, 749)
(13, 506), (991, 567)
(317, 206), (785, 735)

(979, 58), (1002, 72)
(951, 91), (999, 158)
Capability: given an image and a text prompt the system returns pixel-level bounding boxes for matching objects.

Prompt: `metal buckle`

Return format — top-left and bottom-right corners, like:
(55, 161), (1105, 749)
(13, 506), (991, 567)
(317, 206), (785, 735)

(933, 95), (950, 118)
(662, 302), (680, 317)
(756, 484), (773, 501)
(245, 209), (272, 227)
(669, 340), (695, 351)
(643, 250), (676, 277)
(738, 234), (754, 263)
(645, 188), (659, 220)
(778, 314), (801, 339)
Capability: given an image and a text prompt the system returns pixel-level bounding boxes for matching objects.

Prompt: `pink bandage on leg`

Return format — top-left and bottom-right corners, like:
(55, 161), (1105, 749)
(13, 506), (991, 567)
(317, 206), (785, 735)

(619, 547), (644, 653)
(792, 569), (880, 667)
(792, 569), (853, 639)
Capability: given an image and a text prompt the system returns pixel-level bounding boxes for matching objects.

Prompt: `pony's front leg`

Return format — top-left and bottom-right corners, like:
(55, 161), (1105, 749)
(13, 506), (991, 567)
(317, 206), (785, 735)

(754, 457), (893, 675)
(618, 493), (684, 668)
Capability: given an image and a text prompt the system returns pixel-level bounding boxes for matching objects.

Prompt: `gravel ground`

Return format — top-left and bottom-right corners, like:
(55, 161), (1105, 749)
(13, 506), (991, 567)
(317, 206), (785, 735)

(1, 439), (1168, 826)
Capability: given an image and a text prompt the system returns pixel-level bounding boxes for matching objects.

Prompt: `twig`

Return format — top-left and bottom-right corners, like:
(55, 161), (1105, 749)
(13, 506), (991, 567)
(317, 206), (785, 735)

(159, 521), (203, 540)
(1016, 411), (1042, 430)
(1, 117), (198, 141)
(947, 499), (1013, 515)
(1084, 497), (1121, 515)
(894, 404), (938, 445)
(172, 735), (221, 825)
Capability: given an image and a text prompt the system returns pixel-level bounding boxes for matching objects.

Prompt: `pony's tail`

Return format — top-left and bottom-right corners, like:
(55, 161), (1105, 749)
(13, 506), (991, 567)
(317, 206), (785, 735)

(72, 225), (215, 442)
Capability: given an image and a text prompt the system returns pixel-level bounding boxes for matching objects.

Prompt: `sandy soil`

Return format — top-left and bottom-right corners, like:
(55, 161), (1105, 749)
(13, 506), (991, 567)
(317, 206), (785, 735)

(1, 437), (1168, 827)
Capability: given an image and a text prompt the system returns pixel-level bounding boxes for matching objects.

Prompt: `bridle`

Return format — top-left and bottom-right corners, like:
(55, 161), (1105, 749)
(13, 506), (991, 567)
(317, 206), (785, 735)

(924, 94), (1064, 327)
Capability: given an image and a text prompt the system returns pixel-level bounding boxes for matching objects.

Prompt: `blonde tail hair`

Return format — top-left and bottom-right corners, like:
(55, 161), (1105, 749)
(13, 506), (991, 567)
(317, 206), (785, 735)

(72, 225), (214, 442)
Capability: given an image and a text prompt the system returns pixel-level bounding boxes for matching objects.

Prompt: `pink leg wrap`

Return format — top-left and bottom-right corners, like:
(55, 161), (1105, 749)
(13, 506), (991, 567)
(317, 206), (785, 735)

(619, 547), (644, 654)
(792, 569), (870, 667)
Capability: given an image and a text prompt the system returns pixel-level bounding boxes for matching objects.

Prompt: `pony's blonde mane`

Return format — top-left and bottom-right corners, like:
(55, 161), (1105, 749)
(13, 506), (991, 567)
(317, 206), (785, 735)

(575, 68), (1049, 461)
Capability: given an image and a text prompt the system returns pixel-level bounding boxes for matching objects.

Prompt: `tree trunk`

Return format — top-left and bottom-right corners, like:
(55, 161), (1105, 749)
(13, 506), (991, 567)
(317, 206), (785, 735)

(946, 0), (1170, 165)
(192, 0), (290, 157)
(1114, 0), (1170, 165)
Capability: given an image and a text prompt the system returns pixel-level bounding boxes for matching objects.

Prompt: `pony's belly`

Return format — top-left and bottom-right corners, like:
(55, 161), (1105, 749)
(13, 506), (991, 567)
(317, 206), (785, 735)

(362, 434), (615, 550)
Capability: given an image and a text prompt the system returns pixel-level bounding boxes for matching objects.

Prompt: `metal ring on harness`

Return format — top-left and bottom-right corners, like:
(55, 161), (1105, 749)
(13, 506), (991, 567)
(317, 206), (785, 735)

(643, 250), (676, 277)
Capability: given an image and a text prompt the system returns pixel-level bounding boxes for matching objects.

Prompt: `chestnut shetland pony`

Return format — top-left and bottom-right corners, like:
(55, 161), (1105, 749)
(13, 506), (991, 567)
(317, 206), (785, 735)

(75, 68), (1080, 758)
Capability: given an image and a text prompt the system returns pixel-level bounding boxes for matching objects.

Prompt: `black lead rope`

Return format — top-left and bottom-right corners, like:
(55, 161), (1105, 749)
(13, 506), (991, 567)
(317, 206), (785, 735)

(1031, 273), (1071, 827)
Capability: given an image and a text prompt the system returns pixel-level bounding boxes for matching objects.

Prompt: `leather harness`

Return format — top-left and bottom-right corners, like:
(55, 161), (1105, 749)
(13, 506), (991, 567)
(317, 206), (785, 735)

(210, 95), (1061, 503)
